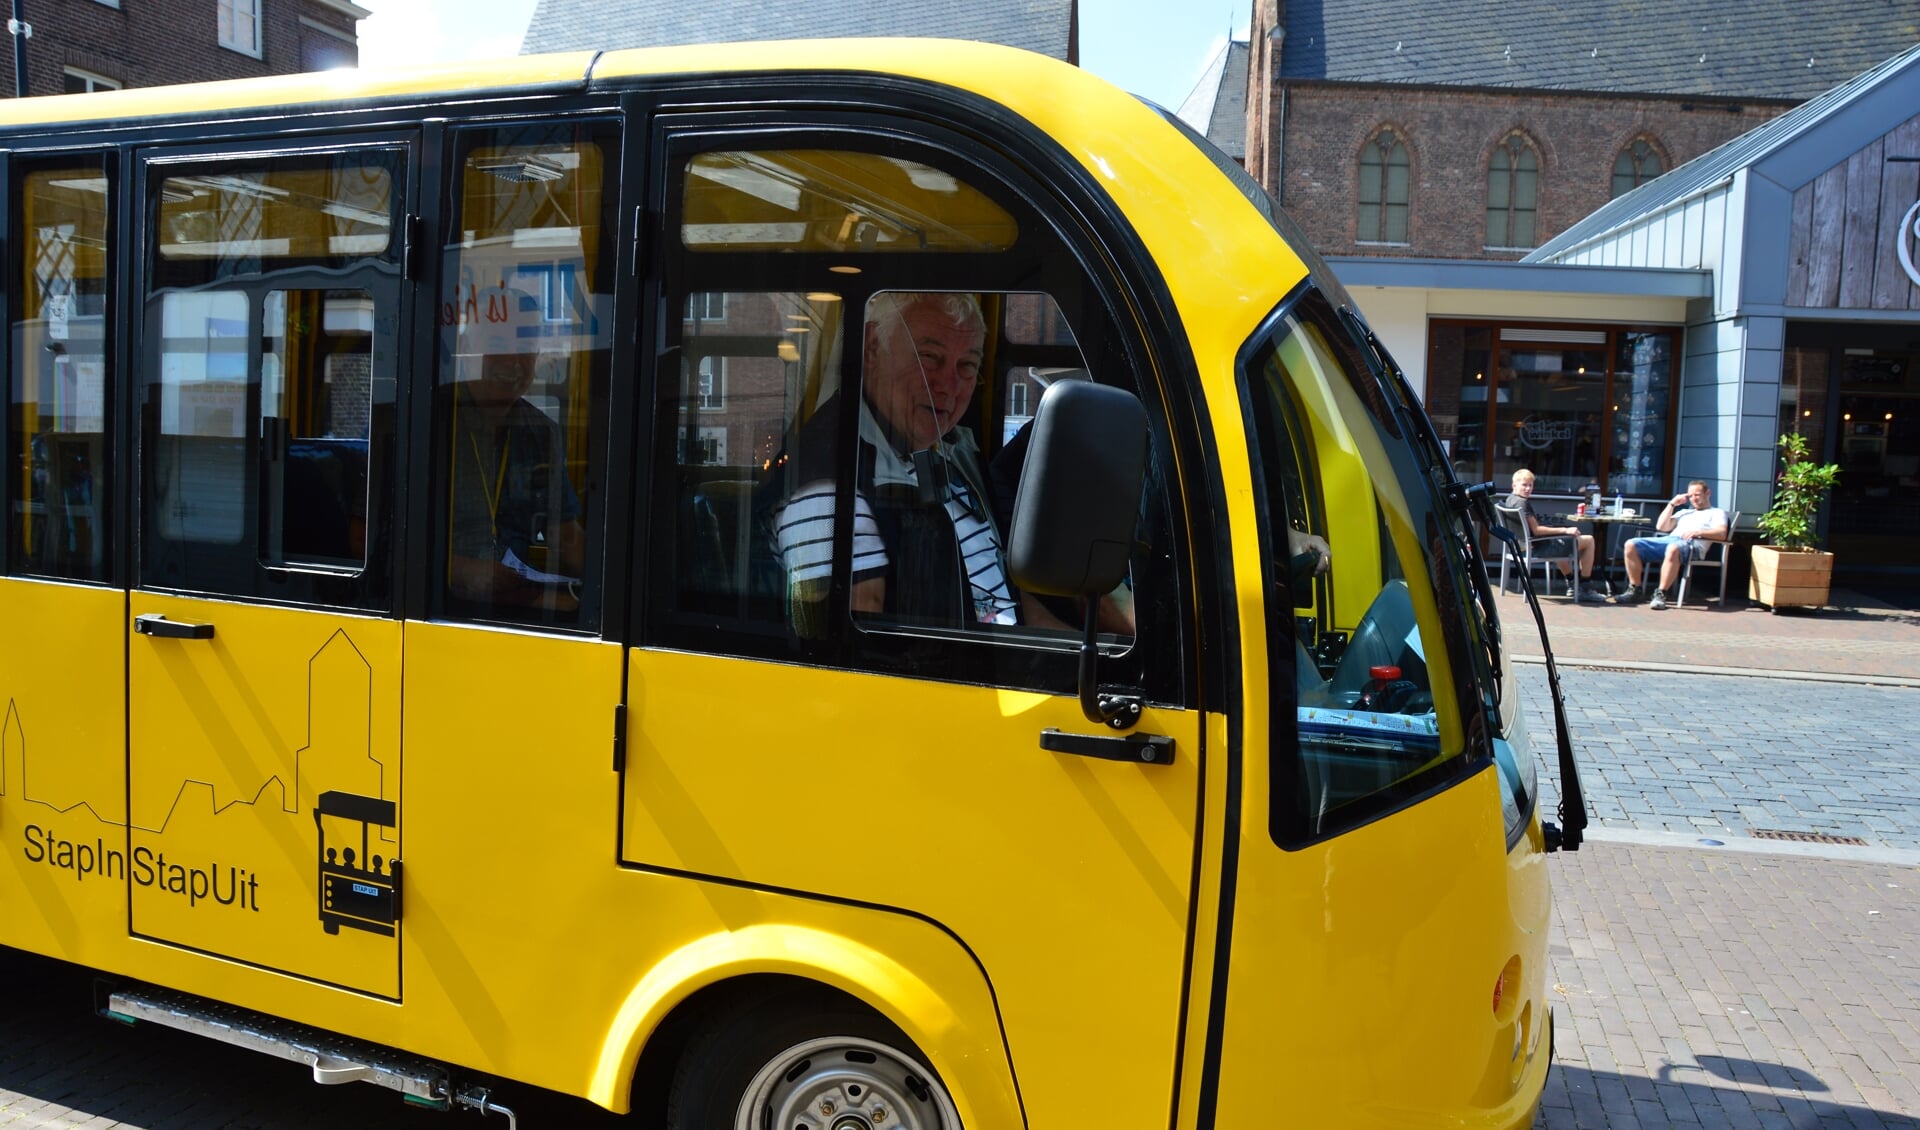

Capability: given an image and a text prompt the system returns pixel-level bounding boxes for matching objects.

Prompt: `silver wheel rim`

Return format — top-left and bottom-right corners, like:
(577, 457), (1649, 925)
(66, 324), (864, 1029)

(733, 1034), (960, 1130)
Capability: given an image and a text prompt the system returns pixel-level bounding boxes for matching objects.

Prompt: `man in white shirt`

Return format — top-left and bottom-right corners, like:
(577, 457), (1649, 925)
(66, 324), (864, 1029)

(1618, 480), (1730, 610)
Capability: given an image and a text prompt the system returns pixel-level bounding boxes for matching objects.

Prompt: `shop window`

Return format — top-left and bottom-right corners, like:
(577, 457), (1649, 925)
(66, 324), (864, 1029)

(1424, 320), (1679, 500)
(1357, 127), (1410, 245)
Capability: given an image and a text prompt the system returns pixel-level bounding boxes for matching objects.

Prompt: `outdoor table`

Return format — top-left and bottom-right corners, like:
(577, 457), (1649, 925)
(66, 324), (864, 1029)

(1562, 510), (1656, 596)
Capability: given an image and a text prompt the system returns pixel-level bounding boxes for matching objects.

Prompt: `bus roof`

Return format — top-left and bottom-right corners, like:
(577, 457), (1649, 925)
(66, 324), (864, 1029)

(0, 37), (1309, 426)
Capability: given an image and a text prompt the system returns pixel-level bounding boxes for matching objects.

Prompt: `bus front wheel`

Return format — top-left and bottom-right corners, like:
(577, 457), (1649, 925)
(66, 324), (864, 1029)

(666, 986), (962, 1130)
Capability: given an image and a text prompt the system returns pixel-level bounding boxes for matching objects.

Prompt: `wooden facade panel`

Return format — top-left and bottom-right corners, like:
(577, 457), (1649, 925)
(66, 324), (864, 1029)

(1788, 110), (1920, 311)
(1803, 163), (1849, 307)
(1838, 138), (1883, 309)
(1871, 114), (1920, 311)
(1787, 182), (1814, 305)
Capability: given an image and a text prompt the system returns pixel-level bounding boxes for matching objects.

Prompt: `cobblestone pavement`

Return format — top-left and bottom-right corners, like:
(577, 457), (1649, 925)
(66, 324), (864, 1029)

(1525, 666), (1920, 853)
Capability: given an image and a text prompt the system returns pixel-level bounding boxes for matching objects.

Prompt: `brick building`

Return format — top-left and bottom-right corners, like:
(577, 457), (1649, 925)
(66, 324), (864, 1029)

(1178, 3), (1920, 589)
(1233, 0), (1919, 260)
(1, 0), (363, 97)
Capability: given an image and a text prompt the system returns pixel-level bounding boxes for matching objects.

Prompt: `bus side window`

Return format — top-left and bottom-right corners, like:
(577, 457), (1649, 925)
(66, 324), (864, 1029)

(10, 158), (113, 583)
(664, 290), (840, 634)
(431, 122), (617, 631)
(141, 151), (399, 607)
(649, 140), (1174, 702)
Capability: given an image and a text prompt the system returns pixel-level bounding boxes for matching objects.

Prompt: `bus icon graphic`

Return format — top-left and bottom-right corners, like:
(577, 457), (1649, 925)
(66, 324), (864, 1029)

(314, 790), (400, 937)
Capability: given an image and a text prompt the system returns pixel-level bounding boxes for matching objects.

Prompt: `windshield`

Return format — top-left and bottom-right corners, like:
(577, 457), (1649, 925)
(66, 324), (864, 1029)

(1243, 285), (1525, 846)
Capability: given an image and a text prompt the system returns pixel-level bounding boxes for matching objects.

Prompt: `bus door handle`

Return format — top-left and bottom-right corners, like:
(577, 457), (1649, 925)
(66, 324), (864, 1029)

(1039, 729), (1174, 766)
(135, 613), (216, 640)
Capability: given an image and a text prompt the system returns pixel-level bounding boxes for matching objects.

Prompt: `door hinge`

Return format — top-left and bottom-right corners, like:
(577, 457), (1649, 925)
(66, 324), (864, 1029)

(402, 214), (423, 281)
(630, 204), (644, 277)
(612, 702), (627, 772)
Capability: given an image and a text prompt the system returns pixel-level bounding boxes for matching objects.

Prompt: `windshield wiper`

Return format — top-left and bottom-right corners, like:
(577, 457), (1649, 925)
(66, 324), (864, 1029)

(1447, 480), (1590, 852)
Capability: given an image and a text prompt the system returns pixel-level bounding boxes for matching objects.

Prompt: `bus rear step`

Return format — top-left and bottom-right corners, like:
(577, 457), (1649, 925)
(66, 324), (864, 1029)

(101, 983), (519, 1127)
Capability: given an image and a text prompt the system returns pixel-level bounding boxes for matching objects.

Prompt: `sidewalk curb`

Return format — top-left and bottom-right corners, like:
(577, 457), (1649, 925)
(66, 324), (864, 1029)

(1512, 653), (1920, 688)
(1573, 826), (1920, 867)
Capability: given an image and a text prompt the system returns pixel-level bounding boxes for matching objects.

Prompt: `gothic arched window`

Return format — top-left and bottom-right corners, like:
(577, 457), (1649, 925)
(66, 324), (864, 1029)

(1357, 128), (1410, 243)
(1486, 133), (1540, 249)
(1611, 138), (1664, 198)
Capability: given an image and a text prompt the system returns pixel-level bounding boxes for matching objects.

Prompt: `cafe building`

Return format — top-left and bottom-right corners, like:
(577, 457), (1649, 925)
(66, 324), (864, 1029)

(1333, 41), (1920, 587)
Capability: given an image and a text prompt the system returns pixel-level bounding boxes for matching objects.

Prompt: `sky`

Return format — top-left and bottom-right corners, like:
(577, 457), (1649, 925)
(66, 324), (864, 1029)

(354, 0), (1248, 112)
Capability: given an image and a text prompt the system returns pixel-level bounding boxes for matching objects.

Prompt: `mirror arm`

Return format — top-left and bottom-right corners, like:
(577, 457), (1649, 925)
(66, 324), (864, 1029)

(1078, 601), (1143, 730)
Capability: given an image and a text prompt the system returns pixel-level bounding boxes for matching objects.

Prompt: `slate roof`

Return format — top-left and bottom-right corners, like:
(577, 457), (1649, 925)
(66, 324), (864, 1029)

(1526, 38), (1920, 260)
(1175, 40), (1248, 158)
(522, 0), (1076, 62)
(1277, 0), (1920, 100)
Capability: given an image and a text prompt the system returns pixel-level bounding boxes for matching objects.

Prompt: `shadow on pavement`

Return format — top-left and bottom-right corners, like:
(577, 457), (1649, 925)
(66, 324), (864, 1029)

(1541, 1063), (1918, 1128)
(1670, 1053), (1830, 1091)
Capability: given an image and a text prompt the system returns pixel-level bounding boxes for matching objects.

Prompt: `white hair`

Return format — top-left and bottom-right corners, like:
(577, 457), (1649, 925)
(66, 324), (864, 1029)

(865, 291), (984, 355)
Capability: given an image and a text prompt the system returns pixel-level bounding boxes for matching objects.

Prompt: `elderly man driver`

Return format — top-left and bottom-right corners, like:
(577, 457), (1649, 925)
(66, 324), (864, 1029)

(1617, 479), (1729, 610)
(773, 291), (1044, 628)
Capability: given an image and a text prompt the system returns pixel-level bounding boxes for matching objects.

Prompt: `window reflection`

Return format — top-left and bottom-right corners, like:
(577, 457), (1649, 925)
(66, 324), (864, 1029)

(434, 124), (616, 629)
(11, 163), (111, 581)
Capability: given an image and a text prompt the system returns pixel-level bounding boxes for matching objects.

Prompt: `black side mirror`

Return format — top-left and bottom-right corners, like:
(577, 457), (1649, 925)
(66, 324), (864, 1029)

(1008, 380), (1147, 597)
(1007, 380), (1149, 729)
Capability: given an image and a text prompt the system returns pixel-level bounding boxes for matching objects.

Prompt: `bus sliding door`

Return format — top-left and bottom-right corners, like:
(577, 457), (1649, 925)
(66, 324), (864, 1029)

(127, 144), (409, 998)
(0, 152), (127, 966)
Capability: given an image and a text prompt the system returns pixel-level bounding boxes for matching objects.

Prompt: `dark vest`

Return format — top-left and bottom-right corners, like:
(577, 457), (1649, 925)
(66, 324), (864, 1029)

(751, 393), (999, 629)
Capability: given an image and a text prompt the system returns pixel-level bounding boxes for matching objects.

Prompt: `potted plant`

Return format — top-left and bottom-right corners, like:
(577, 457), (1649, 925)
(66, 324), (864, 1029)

(1750, 432), (1841, 612)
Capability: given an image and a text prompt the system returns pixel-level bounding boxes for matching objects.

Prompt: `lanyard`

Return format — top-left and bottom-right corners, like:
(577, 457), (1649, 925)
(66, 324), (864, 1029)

(469, 429), (511, 541)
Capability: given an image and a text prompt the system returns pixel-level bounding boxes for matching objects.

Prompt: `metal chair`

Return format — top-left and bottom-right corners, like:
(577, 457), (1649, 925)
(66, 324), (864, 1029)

(1494, 504), (1580, 599)
(1676, 510), (1739, 607)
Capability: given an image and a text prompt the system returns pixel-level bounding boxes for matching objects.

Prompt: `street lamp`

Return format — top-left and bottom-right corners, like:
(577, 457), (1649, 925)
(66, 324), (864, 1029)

(7, 0), (29, 98)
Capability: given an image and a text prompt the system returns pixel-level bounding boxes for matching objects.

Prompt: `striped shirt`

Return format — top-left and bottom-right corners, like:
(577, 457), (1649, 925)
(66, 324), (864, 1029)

(776, 481), (887, 586)
(773, 456), (1019, 626)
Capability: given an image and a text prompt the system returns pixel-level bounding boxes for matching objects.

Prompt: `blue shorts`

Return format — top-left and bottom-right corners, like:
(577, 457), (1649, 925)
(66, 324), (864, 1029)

(1627, 535), (1705, 563)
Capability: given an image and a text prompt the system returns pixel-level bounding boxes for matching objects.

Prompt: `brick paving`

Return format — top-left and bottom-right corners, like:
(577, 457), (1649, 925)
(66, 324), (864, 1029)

(1512, 586), (1920, 681)
(1537, 845), (1920, 1130)
(1518, 590), (1920, 1129)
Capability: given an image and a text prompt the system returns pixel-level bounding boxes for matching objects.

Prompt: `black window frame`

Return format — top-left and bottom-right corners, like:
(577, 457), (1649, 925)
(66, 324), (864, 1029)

(636, 108), (1192, 707)
(420, 115), (625, 637)
(135, 139), (411, 612)
(6, 148), (120, 585)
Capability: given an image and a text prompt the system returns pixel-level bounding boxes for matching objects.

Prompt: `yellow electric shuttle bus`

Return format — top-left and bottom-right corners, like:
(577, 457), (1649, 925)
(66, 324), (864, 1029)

(0, 39), (1587, 1129)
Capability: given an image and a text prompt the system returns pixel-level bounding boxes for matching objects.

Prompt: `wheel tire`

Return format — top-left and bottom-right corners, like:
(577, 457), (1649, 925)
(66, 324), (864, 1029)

(666, 986), (961, 1130)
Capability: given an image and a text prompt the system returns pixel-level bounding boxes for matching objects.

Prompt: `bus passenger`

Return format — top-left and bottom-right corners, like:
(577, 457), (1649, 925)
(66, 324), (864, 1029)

(445, 288), (586, 611)
(769, 291), (1049, 629)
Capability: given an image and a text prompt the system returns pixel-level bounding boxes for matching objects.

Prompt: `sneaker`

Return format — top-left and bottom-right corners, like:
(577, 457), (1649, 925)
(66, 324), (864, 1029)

(1614, 587), (1645, 605)
(1578, 588), (1610, 604)
(1649, 589), (1669, 610)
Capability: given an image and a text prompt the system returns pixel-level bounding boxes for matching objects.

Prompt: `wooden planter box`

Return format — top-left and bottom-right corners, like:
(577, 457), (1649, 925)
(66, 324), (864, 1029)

(1748, 545), (1834, 611)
